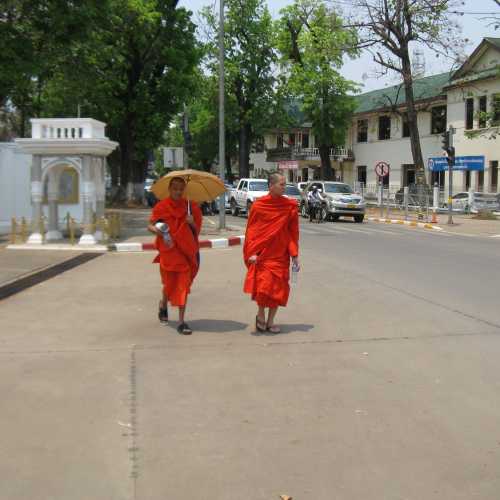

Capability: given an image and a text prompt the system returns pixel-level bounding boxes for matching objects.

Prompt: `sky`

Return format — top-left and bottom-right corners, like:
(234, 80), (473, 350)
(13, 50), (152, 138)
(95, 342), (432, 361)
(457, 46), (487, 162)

(179, 0), (499, 92)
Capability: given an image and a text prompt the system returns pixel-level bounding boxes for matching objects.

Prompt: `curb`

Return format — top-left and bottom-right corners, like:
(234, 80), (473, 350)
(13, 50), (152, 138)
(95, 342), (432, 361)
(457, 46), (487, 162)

(368, 217), (443, 231)
(109, 235), (246, 252)
(7, 235), (246, 253)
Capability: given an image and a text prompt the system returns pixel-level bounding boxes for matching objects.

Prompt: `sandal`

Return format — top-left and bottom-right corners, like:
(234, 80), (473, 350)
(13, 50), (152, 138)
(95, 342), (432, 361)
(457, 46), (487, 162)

(158, 301), (168, 324)
(266, 324), (281, 334)
(177, 322), (193, 335)
(256, 316), (267, 332)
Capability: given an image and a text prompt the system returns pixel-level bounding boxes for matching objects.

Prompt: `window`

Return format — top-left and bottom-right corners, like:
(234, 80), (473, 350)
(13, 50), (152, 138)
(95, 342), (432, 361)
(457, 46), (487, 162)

(479, 96), (487, 128)
(378, 116), (391, 140)
(288, 133), (296, 146)
(248, 181), (268, 191)
(277, 133), (284, 148)
(357, 119), (368, 142)
(478, 170), (484, 192)
(323, 183), (353, 194)
(431, 171), (445, 189)
(465, 98), (474, 130)
(383, 172), (389, 188)
(357, 166), (367, 184)
(402, 114), (410, 138)
(493, 94), (500, 126)
(285, 185), (301, 196)
(431, 105), (447, 134)
(490, 161), (498, 192)
(301, 133), (309, 148)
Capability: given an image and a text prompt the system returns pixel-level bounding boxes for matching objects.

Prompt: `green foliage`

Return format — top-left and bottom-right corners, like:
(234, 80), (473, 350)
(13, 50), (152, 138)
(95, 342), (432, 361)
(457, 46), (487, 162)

(201, 0), (278, 177)
(276, 0), (359, 176)
(40, 0), (200, 196)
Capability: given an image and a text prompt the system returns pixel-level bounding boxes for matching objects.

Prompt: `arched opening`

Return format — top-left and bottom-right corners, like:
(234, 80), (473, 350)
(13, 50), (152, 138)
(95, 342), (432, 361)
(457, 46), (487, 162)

(41, 163), (81, 241)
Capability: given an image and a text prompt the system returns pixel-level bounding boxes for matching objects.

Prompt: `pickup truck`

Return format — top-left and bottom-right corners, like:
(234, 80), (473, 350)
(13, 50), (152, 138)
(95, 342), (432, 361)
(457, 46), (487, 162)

(229, 178), (269, 216)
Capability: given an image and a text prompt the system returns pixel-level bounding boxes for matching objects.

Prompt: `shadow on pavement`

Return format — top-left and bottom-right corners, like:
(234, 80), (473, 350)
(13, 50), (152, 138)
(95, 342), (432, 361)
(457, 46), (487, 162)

(188, 319), (248, 333)
(251, 323), (314, 336)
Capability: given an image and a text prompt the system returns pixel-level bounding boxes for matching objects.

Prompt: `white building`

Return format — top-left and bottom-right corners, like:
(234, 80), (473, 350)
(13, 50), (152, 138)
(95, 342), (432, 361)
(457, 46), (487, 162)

(0, 118), (117, 244)
(250, 38), (500, 195)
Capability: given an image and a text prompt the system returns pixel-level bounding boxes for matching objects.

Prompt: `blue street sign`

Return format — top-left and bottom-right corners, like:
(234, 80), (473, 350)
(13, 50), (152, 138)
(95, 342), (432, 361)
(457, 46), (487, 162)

(428, 156), (485, 172)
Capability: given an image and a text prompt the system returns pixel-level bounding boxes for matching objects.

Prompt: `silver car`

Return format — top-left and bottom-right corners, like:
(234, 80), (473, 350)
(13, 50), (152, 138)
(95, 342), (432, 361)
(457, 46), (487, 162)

(300, 181), (366, 223)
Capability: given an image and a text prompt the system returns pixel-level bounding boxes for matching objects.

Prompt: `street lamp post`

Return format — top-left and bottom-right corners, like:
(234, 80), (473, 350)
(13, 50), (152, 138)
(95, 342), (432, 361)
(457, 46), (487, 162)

(218, 0), (226, 229)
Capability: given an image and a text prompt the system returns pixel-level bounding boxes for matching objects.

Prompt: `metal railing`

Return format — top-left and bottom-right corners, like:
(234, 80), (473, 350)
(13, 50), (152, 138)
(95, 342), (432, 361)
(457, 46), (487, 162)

(266, 146), (354, 162)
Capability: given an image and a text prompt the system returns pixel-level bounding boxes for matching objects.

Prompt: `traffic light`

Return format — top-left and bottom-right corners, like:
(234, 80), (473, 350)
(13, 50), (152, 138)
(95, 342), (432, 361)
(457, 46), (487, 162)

(447, 146), (456, 166)
(441, 130), (450, 152)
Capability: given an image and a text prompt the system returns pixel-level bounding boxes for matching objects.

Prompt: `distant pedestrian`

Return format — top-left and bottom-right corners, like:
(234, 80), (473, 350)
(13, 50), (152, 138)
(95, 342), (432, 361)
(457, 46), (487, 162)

(148, 177), (202, 335)
(243, 173), (300, 333)
(307, 186), (325, 222)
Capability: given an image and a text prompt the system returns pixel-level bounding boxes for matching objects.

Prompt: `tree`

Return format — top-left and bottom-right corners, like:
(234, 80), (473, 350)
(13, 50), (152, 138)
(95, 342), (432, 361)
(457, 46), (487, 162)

(41, 0), (200, 202)
(339, 0), (466, 184)
(201, 0), (277, 178)
(277, 0), (359, 180)
(0, 0), (101, 136)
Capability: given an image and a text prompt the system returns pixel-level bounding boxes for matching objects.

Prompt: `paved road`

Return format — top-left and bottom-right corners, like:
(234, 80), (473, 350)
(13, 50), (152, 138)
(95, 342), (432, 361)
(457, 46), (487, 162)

(1, 218), (499, 500)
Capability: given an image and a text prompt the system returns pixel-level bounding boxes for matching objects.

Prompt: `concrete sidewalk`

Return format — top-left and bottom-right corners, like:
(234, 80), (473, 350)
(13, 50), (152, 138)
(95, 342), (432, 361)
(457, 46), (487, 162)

(366, 206), (500, 236)
(0, 246), (84, 286)
(107, 207), (242, 244)
(1, 244), (500, 499)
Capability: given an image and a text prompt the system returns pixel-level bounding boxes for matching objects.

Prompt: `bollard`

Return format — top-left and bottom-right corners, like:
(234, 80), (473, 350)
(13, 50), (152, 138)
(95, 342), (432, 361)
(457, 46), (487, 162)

(10, 217), (18, 244)
(39, 216), (46, 243)
(404, 186), (409, 221)
(116, 213), (122, 239)
(97, 216), (108, 243)
(69, 217), (76, 245)
(20, 217), (28, 242)
(65, 212), (71, 237)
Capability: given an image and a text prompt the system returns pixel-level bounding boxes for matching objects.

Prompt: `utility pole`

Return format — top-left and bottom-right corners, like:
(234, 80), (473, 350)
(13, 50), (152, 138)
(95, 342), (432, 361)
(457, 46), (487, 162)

(442, 126), (456, 225)
(218, 0), (226, 229)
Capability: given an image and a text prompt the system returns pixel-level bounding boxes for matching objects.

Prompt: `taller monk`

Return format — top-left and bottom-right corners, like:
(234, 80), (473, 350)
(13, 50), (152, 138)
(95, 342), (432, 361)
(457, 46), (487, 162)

(243, 173), (300, 333)
(148, 177), (202, 335)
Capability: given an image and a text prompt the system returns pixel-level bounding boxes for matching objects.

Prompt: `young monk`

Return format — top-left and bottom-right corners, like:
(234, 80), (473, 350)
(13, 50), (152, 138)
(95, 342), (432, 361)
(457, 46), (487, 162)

(148, 177), (202, 335)
(243, 172), (300, 333)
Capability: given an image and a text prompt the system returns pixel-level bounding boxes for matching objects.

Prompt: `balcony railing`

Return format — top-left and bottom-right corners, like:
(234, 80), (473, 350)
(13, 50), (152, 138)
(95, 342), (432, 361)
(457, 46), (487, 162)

(266, 146), (354, 162)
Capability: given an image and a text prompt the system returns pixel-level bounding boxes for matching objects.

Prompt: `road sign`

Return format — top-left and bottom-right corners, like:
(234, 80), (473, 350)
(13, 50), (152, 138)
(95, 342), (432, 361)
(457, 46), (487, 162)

(375, 161), (390, 177)
(428, 155), (485, 172)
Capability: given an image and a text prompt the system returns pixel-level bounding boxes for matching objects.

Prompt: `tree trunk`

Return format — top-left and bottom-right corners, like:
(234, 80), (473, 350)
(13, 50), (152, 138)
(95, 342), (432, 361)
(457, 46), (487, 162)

(225, 151), (233, 183)
(401, 51), (426, 185)
(238, 123), (251, 178)
(319, 144), (334, 180)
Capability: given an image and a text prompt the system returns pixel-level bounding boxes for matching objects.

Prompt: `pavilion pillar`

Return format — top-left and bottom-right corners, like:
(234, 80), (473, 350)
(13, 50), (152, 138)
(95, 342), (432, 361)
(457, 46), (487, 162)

(79, 155), (97, 245)
(46, 170), (62, 241)
(95, 157), (106, 241)
(27, 155), (43, 244)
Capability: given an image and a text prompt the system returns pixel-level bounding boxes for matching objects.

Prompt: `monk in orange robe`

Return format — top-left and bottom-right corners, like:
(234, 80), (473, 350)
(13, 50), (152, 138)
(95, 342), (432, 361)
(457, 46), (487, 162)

(148, 177), (202, 335)
(243, 173), (300, 333)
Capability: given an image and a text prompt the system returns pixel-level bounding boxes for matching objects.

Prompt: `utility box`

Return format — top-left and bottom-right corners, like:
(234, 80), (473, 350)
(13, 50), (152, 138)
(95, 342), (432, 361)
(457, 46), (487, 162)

(163, 147), (184, 169)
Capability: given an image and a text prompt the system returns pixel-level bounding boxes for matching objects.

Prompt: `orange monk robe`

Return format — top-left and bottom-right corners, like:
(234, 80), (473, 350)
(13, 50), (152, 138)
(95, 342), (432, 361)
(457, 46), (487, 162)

(150, 198), (202, 306)
(243, 194), (299, 308)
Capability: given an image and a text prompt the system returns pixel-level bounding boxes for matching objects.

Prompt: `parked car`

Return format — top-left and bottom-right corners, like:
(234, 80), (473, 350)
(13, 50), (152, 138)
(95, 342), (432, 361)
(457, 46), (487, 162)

(300, 181), (365, 223)
(394, 184), (433, 205)
(229, 178), (269, 216)
(284, 183), (301, 209)
(144, 178), (158, 207)
(444, 192), (500, 213)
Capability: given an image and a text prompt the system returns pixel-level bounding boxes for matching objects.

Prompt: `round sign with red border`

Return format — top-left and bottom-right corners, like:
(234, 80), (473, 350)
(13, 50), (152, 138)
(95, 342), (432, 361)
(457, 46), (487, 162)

(375, 161), (390, 177)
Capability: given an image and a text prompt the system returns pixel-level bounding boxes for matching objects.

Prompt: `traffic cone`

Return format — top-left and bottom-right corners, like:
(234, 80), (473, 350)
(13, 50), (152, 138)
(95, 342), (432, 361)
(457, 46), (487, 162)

(431, 209), (438, 224)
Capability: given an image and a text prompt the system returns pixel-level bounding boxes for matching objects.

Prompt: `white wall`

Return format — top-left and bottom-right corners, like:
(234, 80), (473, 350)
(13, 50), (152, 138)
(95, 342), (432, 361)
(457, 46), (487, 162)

(447, 78), (500, 192)
(0, 143), (84, 233)
(0, 143), (31, 232)
(350, 107), (445, 188)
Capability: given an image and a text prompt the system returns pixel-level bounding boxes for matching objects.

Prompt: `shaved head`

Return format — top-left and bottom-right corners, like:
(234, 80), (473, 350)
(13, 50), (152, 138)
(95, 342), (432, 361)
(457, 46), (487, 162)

(268, 172), (285, 186)
(268, 172), (286, 197)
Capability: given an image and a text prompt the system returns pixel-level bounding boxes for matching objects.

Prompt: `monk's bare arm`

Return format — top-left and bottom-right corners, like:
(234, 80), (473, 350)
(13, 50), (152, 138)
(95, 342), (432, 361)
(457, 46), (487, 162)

(147, 224), (160, 235)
